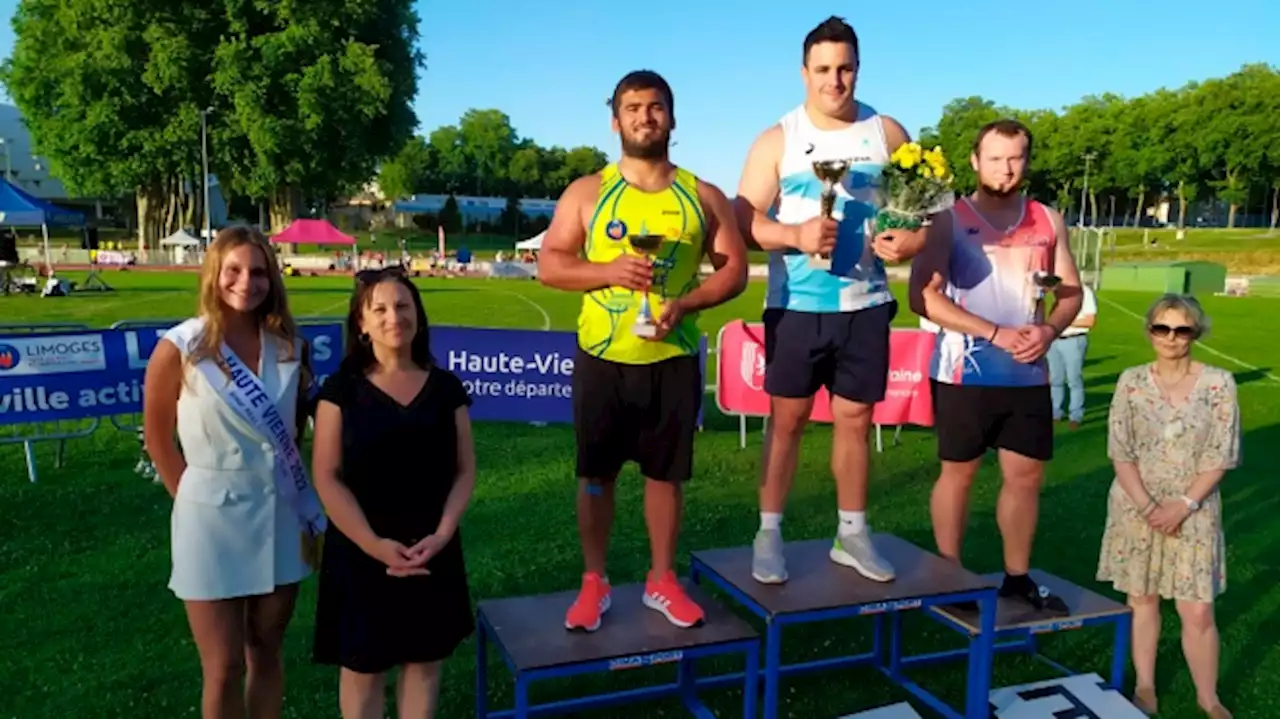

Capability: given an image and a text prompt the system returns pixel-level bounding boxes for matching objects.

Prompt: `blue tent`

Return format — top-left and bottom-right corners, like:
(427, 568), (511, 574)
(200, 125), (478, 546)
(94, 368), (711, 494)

(0, 178), (85, 270)
(0, 178), (84, 227)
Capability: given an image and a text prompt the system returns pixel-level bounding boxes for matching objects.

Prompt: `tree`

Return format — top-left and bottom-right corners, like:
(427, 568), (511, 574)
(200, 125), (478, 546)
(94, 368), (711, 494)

(3, 0), (423, 243)
(378, 109), (608, 201)
(1, 0), (223, 247)
(920, 64), (1280, 228)
(211, 0), (423, 231)
(378, 136), (435, 202)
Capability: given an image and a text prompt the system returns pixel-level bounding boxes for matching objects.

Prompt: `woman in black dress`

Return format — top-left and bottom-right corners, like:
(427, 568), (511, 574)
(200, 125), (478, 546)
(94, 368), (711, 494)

(311, 268), (476, 719)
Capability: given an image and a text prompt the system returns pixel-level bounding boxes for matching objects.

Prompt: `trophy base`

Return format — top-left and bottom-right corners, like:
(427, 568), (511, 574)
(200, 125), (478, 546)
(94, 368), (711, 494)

(633, 321), (658, 338)
(808, 254), (832, 270)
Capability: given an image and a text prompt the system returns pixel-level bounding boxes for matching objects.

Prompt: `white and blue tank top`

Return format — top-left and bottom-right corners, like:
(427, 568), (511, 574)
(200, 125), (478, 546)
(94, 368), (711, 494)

(766, 102), (894, 314)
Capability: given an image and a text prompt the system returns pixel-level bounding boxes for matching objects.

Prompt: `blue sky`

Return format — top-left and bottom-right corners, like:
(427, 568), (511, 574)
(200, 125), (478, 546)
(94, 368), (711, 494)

(1, 0), (1277, 194)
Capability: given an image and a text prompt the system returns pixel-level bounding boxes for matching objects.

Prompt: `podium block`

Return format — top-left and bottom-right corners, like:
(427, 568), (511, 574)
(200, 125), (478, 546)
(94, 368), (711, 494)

(691, 534), (999, 719)
(990, 673), (1146, 717)
(476, 580), (759, 718)
(905, 570), (1132, 693)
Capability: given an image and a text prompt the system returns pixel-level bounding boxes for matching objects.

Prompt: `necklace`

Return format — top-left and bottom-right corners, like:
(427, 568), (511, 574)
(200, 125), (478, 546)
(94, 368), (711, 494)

(1151, 363), (1194, 413)
(1153, 366), (1189, 391)
(1153, 366), (1191, 440)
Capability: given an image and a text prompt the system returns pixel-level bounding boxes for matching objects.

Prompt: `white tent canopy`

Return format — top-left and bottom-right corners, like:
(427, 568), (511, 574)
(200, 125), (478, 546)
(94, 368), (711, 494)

(160, 229), (201, 246)
(515, 231), (544, 251)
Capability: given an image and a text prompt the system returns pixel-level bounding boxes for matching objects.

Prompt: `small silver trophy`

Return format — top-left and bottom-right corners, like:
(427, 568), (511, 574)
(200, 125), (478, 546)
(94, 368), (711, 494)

(628, 233), (664, 337)
(810, 159), (851, 270)
(1032, 270), (1061, 299)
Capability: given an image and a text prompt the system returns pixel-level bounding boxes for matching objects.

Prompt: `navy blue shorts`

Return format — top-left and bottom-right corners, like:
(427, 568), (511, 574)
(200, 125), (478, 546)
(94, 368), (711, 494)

(762, 301), (897, 404)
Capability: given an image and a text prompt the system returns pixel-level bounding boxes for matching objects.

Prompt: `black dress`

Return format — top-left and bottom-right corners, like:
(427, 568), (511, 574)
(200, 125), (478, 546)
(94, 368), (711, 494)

(312, 366), (475, 674)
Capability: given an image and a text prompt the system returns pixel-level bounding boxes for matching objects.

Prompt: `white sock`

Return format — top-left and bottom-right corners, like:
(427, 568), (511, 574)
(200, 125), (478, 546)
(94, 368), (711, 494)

(760, 512), (783, 531)
(838, 510), (866, 536)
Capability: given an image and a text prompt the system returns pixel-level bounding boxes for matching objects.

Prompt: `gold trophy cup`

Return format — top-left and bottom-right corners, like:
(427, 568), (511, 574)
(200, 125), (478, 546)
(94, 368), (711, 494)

(628, 233), (664, 337)
(810, 159), (851, 270)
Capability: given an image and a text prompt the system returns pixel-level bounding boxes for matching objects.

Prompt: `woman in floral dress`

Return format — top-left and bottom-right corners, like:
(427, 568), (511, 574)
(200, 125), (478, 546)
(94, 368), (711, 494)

(1097, 294), (1241, 718)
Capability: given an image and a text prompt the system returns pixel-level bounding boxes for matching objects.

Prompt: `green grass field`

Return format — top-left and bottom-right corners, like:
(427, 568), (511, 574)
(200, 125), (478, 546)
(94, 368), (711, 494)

(2, 271), (1279, 718)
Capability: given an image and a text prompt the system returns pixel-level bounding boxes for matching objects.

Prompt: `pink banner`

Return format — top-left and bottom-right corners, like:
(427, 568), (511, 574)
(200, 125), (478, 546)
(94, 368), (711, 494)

(715, 321), (936, 428)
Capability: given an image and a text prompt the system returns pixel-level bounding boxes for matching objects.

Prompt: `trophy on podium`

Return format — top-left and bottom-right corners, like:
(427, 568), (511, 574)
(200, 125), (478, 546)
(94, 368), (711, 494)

(628, 232), (665, 337)
(810, 159), (851, 270)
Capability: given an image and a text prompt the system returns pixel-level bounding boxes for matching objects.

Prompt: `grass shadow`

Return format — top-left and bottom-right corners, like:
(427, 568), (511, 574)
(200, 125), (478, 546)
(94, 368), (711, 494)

(1229, 368), (1276, 388)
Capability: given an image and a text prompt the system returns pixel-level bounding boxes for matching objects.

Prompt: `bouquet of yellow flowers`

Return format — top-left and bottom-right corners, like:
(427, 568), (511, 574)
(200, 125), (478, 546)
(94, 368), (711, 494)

(875, 142), (956, 234)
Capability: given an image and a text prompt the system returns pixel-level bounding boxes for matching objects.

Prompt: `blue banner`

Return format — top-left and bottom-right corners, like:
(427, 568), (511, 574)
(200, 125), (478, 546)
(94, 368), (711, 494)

(0, 323), (343, 426)
(434, 327), (579, 424)
(0, 324), (707, 427)
(434, 327), (708, 425)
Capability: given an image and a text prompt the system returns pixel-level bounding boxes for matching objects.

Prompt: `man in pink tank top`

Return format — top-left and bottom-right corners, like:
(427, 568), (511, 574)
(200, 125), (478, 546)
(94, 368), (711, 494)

(908, 119), (1085, 616)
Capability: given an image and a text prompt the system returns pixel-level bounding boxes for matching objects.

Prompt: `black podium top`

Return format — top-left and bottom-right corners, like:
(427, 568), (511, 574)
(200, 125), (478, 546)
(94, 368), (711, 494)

(931, 570), (1131, 632)
(477, 580), (758, 671)
(691, 533), (993, 616)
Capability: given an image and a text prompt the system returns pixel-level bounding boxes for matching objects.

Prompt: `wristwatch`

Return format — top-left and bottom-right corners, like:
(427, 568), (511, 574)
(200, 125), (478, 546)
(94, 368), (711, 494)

(1180, 495), (1200, 511)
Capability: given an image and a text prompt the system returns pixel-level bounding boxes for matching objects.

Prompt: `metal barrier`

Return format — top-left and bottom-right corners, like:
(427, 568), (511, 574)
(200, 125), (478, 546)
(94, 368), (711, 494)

(0, 323), (101, 482)
(105, 319), (175, 435)
(105, 319), (182, 481)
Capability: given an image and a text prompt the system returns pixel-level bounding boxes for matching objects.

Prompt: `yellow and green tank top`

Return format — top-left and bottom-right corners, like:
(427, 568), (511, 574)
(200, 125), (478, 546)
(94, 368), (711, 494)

(578, 163), (706, 365)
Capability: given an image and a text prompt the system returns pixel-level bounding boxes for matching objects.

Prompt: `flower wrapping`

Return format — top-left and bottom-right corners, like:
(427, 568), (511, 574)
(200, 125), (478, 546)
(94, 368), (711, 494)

(875, 143), (956, 234)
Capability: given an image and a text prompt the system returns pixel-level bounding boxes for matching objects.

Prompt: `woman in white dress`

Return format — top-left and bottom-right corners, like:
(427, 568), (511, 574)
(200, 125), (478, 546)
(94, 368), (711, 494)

(144, 226), (321, 719)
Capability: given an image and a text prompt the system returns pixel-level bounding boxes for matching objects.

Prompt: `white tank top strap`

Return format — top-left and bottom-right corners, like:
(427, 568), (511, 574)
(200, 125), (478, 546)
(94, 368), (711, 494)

(163, 317), (208, 356)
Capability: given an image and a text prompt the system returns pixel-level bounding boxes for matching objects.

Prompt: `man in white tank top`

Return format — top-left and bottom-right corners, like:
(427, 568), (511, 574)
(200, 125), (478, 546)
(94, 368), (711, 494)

(733, 16), (931, 586)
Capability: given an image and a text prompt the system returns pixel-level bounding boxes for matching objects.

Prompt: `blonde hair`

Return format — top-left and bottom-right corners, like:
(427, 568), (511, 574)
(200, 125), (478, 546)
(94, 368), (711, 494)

(190, 225), (302, 371)
(1145, 293), (1211, 340)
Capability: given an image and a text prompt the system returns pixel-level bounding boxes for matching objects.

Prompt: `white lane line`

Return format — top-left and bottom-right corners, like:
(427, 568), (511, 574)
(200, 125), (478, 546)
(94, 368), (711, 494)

(1099, 295), (1280, 385)
(495, 289), (551, 330)
(63, 290), (186, 318)
(312, 296), (352, 317)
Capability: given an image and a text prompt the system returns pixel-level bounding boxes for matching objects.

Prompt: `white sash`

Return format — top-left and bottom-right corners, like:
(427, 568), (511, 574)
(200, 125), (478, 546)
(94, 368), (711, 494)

(196, 342), (328, 537)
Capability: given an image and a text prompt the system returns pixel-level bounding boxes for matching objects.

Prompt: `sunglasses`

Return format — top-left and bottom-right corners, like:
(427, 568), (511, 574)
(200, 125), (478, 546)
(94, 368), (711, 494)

(355, 266), (407, 284)
(1148, 323), (1196, 340)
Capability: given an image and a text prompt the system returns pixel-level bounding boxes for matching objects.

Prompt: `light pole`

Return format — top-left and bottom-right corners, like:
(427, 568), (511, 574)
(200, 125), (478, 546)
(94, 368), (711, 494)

(1079, 152), (1096, 227)
(200, 107), (214, 247)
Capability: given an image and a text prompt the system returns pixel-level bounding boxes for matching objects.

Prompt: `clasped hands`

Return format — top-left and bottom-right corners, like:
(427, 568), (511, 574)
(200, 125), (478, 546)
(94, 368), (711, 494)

(990, 324), (1058, 363)
(921, 272), (1057, 363)
(367, 532), (452, 577)
(600, 255), (685, 341)
(1144, 500), (1191, 537)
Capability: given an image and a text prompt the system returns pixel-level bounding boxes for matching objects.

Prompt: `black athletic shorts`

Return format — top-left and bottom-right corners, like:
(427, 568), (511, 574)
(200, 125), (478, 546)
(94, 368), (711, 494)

(931, 381), (1054, 462)
(571, 348), (702, 483)
(762, 301), (897, 404)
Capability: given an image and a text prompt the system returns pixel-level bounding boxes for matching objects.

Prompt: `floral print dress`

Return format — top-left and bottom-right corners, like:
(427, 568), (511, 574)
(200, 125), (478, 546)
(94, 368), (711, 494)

(1096, 363), (1241, 603)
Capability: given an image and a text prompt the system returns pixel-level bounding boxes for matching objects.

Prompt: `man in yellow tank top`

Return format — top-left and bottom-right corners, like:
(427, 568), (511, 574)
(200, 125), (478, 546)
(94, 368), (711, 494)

(538, 70), (748, 631)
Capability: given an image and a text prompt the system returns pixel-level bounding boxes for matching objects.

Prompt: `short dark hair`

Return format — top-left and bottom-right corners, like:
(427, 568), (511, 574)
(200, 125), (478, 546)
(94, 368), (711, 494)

(803, 16), (859, 66)
(609, 70), (674, 118)
(973, 118), (1033, 158)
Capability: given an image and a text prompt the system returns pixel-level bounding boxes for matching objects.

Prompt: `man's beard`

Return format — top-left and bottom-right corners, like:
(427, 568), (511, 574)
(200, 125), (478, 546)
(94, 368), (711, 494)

(980, 181), (1020, 198)
(621, 129), (669, 160)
